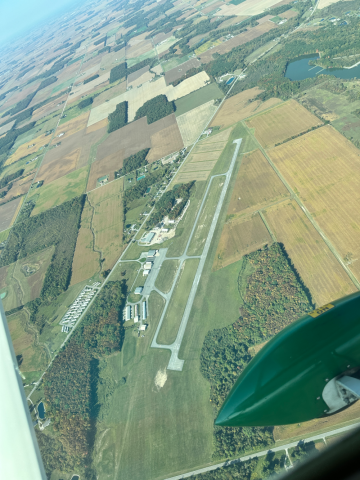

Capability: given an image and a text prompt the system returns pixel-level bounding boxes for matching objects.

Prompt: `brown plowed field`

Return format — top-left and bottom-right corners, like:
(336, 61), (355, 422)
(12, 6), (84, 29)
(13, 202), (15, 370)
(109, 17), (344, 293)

(127, 65), (150, 84)
(268, 125), (360, 281)
(246, 99), (322, 148)
(0, 197), (22, 232)
(126, 40), (153, 59)
(1, 173), (35, 203)
(264, 200), (356, 306)
(165, 58), (201, 86)
(70, 201), (100, 285)
(37, 148), (81, 185)
(198, 21), (277, 63)
(88, 179), (124, 271)
(210, 87), (263, 128)
(86, 118), (108, 133)
(44, 125), (107, 170)
(89, 115), (183, 190)
(213, 213), (271, 270)
(227, 149), (289, 217)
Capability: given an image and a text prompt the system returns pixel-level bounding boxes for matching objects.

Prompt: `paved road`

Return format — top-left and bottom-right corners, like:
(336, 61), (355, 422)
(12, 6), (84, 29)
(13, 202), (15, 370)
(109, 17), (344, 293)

(142, 248), (168, 297)
(165, 422), (360, 479)
(151, 140), (242, 371)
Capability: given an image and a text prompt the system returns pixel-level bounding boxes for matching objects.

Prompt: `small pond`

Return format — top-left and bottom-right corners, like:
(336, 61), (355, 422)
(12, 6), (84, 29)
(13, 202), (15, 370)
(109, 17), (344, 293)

(226, 76), (235, 85)
(285, 54), (360, 81)
(38, 402), (45, 420)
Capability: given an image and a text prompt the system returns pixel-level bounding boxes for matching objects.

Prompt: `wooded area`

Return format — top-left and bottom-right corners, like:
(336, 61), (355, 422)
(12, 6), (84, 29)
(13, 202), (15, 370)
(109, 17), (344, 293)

(107, 101), (128, 132)
(115, 148), (149, 177)
(134, 94), (175, 124)
(148, 181), (194, 227)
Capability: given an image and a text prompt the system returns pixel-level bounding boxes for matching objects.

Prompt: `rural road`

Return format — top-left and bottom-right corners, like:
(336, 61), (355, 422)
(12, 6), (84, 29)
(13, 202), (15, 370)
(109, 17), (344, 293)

(151, 139), (242, 371)
(165, 422), (360, 480)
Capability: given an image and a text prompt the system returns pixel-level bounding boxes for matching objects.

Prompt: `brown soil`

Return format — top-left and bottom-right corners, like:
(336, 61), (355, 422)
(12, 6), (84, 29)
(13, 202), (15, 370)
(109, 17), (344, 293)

(165, 58), (201, 86)
(0, 197), (22, 232)
(37, 148), (81, 184)
(127, 65), (150, 84)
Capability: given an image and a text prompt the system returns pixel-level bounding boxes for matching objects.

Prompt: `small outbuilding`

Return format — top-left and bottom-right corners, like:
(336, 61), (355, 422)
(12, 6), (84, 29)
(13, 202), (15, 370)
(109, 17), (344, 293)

(135, 286), (143, 295)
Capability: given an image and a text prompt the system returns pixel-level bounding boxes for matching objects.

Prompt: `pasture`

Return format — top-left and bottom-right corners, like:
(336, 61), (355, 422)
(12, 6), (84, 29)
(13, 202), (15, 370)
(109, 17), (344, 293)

(268, 125), (360, 281)
(227, 149), (289, 218)
(176, 100), (217, 146)
(88, 178), (124, 270)
(7, 310), (48, 374)
(29, 166), (88, 216)
(70, 201), (100, 285)
(157, 258), (199, 345)
(174, 83), (224, 117)
(0, 247), (54, 310)
(0, 197), (23, 232)
(246, 99), (322, 149)
(213, 213), (272, 270)
(264, 200), (356, 307)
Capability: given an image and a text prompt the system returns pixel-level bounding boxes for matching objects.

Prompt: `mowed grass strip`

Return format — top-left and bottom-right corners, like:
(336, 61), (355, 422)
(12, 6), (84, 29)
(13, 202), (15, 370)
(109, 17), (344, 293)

(157, 258), (199, 345)
(176, 100), (217, 147)
(70, 201), (100, 285)
(263, 200), (356, 307)
(155, 259), (180, 294)
(268, 125), (360, 281)
(187, 177), (224, 256)
(213, 213), (272, 271)
(246, 99), (322, 149)
(227, 149), (289, 218)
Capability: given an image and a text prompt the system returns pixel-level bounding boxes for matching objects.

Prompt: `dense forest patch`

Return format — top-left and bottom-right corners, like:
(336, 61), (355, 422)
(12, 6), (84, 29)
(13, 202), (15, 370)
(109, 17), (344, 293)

(134, 94), (175, 124)
(107, 101), (128, 132)
(201, 243), (314, 459)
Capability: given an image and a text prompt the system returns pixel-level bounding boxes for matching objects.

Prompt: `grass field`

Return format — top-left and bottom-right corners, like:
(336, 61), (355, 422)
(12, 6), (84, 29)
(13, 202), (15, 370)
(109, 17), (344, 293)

(29, 166), (88, 216)
(7, 310), (48, 374)
(227, 149), (289, 218)
(268, 125), (360, 280)
(70, 200), (100, 285)
(0, 247), (54, 310)
(176, 100), (217, 146)
(88, 178), (125, 271)
(246, 99), (322, 149)
(213, 213), (272, 270)
(0, 229), (10, 243)
(157, 258), (199, 345)
(154, 259), (180, 294)
(187, 177), (224, 256)
(263, 200), (356, 307)
(174, 83), (224, 117)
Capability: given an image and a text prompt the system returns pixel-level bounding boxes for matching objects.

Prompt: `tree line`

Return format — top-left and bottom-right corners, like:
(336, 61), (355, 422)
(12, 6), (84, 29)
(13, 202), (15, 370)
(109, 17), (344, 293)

(134, 94), (175, 124)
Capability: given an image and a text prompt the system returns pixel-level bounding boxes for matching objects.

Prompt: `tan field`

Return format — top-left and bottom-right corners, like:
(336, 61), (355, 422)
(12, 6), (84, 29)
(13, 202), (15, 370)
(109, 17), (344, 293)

(146, 122), (184, 162)
(91, 80), (127, 109)
(215, 0), (291, 16)
(70, 201), (100, 285)
(88, 178), (125, 271)
(5, 133), (50, 165)
(264, 200), (356, 306)
(246, 99), (322, 148)
(176, 100), (217, 146)
(173, 170), (211, 184)
(69, 71), (110, 101)
(87, 72), (211, 126)
(181, 161), (217, 172)
(187, 150), (223, 163)
(55, 111), (90, 141)
(210, 87), (263, 128)
(317, 0), (341, 8)
(194, 141), (227, 153)
(37, 148), (81, 185)
(0, 197), (23, 232)
(127, 70), (154, 89)
(227, 149), (289, 217)
(268, 126), (360, 281)
(126, 41), (154, 59)
(86, 117), (108, 133)
(213, 213), (272, 270)
(1, 173), (35, 203)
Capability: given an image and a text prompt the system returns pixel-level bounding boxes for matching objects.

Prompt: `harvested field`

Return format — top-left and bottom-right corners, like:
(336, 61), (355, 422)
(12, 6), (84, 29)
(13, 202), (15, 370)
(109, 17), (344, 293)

(0, 197), (23, 232)
(176, 100), (217, 146)
(91, 81), (127, 108)
(227, 149), (289, 217)
(181, 161), (217, 172)
(0, 120), (15, 136)
(86, 118), (108, 133)
(198, 21), (277, 63)
(31, 94), (66, 122)
(187, 150), (222, 162)
(146, 121), (184, 162)
(127, 70), (154, 89)
(318, 0), (341, 8)
(126, 40), (153, 59)
(215, 0), (291, 16)
(1, 173), (35, 203)
(37, 148), (81, 185)
(29, 166), (88, 216)
(202, 1), (223, 14)
(213, 213), (272, 270)
(268, 126), (360, 281)
(264, 200), (356, 306)
(173, 170), (211, 183)
(69, 71), (110, 101)
(7, 310), (47, 373)
(70, 201), (100, 285)
(210, 87), (263, 128)
(246, 99), (322, 148)
(87, 72), (211, 126)
(0, 246), (54, 310)
(280, 9), (298, 19)
(5, 133), (50, 166)
(88, 179), (124, 271)
(152, 64), (163, 75)
(44, 125), (107, 169)
(54, 111), (90, 141)
(127, 65), (150, 84)
(165, 58), (201, 86)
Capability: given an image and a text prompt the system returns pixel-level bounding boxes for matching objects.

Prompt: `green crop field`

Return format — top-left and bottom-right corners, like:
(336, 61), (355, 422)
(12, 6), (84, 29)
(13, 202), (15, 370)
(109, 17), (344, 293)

(155, 259), (179, 294)
(157, 258), (199, 345)
(162, 55), (190, 72)
(126, 49), (156, 68)
(175, 83), (224, 117)
(52, 77), (77, 94)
